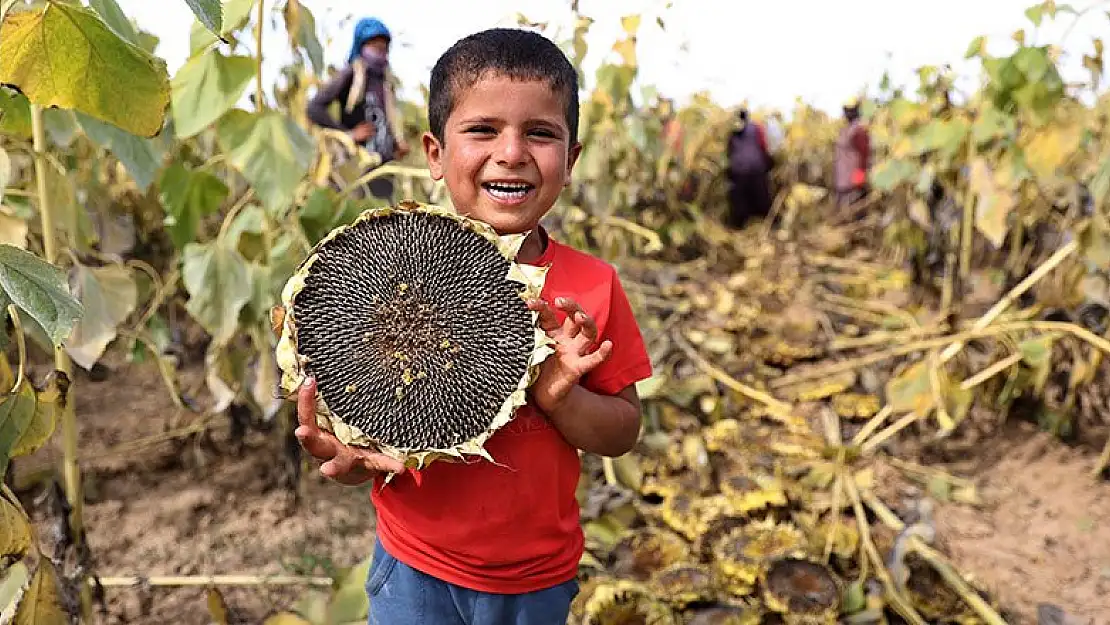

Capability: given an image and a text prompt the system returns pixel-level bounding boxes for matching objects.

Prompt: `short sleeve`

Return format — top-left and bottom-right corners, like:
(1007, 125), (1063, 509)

(583, 272), (654, 396)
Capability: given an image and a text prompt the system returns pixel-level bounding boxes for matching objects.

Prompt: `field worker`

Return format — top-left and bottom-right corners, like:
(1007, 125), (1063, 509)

(306, 17), (409, 199)
(834, 96), (871, 207)
(293, 28), (653, 625)
(725, 107), (774, 228)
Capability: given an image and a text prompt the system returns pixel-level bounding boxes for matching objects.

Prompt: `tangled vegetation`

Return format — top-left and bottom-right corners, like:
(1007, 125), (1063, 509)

(1, 0), (1109, 623)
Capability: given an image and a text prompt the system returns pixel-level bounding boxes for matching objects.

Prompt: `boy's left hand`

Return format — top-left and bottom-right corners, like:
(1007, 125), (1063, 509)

(527, 297), (613, 414)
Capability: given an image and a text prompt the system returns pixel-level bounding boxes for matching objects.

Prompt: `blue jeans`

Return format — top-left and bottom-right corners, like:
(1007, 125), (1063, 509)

(366, 538), (579, 625)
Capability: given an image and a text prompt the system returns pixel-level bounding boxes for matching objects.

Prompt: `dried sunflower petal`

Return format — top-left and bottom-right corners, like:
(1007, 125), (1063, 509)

(581, 580), (679, 625)
(714, 519), (807, 595)
(609, 527), (691, 582)
(649, 563), (718, 608)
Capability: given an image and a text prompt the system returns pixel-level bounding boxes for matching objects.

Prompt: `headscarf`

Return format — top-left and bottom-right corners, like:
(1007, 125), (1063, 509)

(347, 17), (391, 64)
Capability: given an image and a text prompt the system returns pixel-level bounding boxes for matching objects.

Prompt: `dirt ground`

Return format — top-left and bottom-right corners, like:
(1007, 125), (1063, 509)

(10, 360), (1110, 624)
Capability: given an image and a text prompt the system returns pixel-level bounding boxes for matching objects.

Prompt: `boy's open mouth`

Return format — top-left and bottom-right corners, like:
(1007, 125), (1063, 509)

(481, 181), (535, 203)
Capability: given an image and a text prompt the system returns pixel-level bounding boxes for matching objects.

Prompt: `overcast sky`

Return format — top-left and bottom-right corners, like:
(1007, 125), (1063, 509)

(116, 0), (1107, 114)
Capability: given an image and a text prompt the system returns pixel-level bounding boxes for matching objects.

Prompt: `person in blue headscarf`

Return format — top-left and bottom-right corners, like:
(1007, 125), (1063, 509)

(306, 18), (409, 199)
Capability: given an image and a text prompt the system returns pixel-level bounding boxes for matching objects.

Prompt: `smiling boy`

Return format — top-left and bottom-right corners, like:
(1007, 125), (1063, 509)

(293, 28), (653, 625)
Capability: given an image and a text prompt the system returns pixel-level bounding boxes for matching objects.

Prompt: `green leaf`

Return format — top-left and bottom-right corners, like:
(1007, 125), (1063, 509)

(0, 245), (83, 346)
(0, 87), (32, 138)
(11, 371), (65, 459)
(158, 164), (229, 249)
(0, 381), (37, 481)
(189, 19), (219, 56)
(284, 0), (324, 74)
(1026, 2), (1046, 25)
(76, 111), (166, 192)
(885, 360), (934, 417)
(328, 556), (372, 623)
(65, 263), (138, 370)
(170, 51), (256, 139)
(869, 158), (918, 192)
(222, 0), (257, 36)
(217, 109), (315, 217)
(965, 35), (986, 59)
(89, 0), (140, 45)
(183, 0), (222, 35)
(0, 2), (171, 138)
(182, 240), (252, 347)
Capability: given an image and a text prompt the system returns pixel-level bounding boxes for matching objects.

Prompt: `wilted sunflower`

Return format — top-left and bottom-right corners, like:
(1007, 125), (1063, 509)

(275, 201), (553, 470)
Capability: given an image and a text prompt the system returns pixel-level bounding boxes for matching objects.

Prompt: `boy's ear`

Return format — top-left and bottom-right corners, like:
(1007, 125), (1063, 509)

(564, 141), (583, 185)
(422, 131), (445, 181)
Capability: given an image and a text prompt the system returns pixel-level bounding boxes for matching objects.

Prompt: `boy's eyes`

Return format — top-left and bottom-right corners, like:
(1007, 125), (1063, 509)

(461, 125), (560, 139)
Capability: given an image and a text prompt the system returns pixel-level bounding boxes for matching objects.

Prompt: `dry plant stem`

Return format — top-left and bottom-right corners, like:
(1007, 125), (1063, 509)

(6, 304), (26, 393)
(830, 325), (948, 353)
(807, 253), (890, 275)
(255, 0), (266, 110)
(939, 239), (1079, 363)
(886, 458), (976, 490)
(672, 331), (793, 418)
(602, 457), (618, 487)
(842, 470), (927, 625)
(850, 404), (894, 447)
(960, 352), (1023, 391)
(861, 412), (921, 454)
(93, 575), (334, 588)
(31, 103), (90, 619)
(815, 301), (893, 327)
(771, 319), (1110, 388)
(817, 290), (919, 328)
(861, 491), (1008, 625)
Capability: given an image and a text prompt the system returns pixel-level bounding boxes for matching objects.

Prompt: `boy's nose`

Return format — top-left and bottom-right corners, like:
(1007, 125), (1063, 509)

(494, 132), (528, 168)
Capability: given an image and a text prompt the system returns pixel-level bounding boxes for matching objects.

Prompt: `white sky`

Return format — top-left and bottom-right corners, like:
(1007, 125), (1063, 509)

(117, 0), (1107, 114)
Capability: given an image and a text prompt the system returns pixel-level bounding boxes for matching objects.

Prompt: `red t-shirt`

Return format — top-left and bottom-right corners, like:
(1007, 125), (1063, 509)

(371, 235), (653, 593)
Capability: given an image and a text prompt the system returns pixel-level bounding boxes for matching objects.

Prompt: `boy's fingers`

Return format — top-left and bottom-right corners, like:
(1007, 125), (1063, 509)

(575, 311), (599, 342)
(355, 450), (406, 475)
(581, 340), (614, 371)
(297, 377), (319, 429)
(528, 299), (561, 333)
(295, 425), (340, 461)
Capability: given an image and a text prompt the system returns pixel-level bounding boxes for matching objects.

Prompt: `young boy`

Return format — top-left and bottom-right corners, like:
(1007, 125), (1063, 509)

(294, 27), (653, 625)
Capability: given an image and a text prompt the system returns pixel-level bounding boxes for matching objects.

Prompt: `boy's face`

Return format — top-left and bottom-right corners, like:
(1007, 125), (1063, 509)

(422, 73), (581, 235)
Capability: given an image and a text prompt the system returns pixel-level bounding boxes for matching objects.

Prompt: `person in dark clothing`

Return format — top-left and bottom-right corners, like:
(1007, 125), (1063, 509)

(306, 17), (409, 200)
(725, 108), (773, 229)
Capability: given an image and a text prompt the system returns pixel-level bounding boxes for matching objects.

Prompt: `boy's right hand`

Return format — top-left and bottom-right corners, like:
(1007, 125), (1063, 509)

(295, 377), (405, 485)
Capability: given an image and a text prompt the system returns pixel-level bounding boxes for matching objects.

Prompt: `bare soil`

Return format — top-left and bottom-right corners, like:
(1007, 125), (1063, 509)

(11, 360), (1110, 624)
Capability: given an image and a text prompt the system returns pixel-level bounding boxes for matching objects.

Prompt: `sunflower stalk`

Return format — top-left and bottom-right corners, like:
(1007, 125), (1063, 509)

(31, 102), (91, 621)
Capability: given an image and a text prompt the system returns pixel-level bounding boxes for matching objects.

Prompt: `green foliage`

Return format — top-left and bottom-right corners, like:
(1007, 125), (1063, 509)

(216, 109), (315, 217)
(0, 1), (171, 137)
(182, 240), (252, 348)
(183, 0), (222, 35)
(159, 163), (230, 249)
(170, 51), (257, 139)
(0, 245), (82, 346)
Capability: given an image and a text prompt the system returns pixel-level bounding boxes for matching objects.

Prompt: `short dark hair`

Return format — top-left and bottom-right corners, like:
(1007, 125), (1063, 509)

(427, 28), (579, 145)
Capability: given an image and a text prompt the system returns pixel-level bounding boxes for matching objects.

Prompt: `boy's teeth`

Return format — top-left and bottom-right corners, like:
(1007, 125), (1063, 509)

(484, 182), (531, 200)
